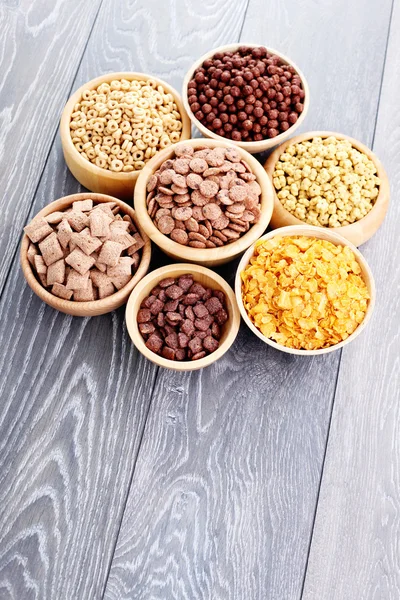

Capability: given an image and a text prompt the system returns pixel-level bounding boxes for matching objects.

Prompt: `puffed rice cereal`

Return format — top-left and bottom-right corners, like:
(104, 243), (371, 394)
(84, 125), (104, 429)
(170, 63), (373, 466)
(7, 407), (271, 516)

(241, 236), (370, 350)
(272, 136), (380, 227)
(70, 78), (184, 172)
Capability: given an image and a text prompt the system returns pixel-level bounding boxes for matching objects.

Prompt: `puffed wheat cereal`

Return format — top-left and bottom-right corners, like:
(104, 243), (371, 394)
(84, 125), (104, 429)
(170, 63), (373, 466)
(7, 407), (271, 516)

(272, 136), (380, 227)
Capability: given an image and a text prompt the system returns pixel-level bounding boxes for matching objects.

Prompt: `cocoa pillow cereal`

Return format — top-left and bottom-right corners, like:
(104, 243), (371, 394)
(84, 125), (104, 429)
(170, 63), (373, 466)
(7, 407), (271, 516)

(24, 200), (145, 301)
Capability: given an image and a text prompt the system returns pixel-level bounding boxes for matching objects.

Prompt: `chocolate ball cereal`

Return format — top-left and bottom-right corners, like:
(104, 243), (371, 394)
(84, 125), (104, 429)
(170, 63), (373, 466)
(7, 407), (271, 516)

(137, 274), (228, 361)
(187, 46), (305, 142)
(146, 144), (262, 247)
(24, 200), (145, 301)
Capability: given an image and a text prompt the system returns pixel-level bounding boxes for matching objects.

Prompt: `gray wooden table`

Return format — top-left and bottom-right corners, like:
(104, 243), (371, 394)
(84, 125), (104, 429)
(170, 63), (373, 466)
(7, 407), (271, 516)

(0, 0), (399, 598)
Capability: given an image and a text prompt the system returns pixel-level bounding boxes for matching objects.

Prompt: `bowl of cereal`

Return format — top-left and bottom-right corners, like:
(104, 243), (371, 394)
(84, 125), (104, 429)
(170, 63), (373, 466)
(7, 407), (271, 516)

(125, 263), (241, 370)
(20, 192), (151, 317)
(182, 44), (310, 153)
(134, 138), (274, 267)
(235, 225), (375, 355)
(60, 73), (191, 201)
(264, 131), (389, 246)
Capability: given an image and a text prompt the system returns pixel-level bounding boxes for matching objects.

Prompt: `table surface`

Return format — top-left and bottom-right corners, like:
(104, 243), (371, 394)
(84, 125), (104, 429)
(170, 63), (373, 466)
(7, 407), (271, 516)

(0, 0), (399, 599)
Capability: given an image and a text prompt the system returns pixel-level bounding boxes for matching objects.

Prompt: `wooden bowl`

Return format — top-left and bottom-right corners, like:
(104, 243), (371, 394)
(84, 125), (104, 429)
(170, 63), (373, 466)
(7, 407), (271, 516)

(134, 138), (274, 267)
(235, 225), (376, 356)
(20, 192), (151, 317)
(125, 263), (241, 370)
(182, 44), (310, 154)
(264, 131), (390, 246)
(60, 72), (192, 201)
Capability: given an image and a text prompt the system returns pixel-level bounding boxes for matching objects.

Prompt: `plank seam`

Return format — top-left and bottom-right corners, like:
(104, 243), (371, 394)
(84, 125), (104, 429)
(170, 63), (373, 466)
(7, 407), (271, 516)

(238, 0), (251, 41)
(0, 0), (104, 303)
(100, 366), (160, 600)
(370, 0), (395, 150)
(298, 348), (342, 600)
(299, 2), (395, 596)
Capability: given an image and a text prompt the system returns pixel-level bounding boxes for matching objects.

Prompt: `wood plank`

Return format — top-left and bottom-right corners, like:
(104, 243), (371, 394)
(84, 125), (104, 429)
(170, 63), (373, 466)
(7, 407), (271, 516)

(0, 0), (251, 598)
(302, 2), (400, 598)
(0, 276), (157, 600)
(103, 1), (393, 598)
(103, 347), (339, 600)
(0, 0), (101, 292)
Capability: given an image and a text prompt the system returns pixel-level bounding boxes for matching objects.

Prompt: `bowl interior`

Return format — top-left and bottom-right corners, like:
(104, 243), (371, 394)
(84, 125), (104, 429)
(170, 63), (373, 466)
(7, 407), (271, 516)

(134, 138), (274, 265)
(21, 192), (151, 316)
(235, 225), (376, 355)
(182, 43), (310, 150)
(126, 264), (240, 370)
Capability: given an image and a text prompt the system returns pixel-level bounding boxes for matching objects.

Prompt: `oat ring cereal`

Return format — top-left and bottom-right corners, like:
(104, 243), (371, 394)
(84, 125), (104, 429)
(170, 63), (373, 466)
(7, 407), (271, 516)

(69, 78), (184, 173)
(241, 235), (370, 350)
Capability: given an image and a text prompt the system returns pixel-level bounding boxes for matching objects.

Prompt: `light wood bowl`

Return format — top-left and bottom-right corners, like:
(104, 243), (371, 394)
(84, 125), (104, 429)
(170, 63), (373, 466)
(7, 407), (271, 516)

(134, 138), (274, 267)
(60, 72), (192, 201)
(235, 225), (376, 356)
(20, 193), (151, 317)
(264, 131), (390, 246)
(125, 263), (241, 370)
(182, 44), (310, 154)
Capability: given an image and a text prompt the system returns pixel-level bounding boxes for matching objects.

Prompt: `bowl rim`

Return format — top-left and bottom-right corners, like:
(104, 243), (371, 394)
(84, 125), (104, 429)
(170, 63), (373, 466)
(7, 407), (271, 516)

(60, 71), (192, 183)
(234, 224), (376, 356)
(182, 43), (310, 150)
(20, 192), (151, 315)
(125, 263), (241, 370)
(264, 130), (390, 245)
(134, 138), (275, 263)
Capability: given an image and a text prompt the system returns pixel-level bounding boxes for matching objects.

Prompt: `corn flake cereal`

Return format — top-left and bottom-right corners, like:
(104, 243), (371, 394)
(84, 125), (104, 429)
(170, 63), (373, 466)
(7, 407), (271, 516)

(241, 236), (369, 350)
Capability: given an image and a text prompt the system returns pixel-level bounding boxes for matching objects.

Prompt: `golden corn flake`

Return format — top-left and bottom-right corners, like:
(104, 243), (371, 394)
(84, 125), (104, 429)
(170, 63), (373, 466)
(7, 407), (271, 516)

(241, 236), (370, 350)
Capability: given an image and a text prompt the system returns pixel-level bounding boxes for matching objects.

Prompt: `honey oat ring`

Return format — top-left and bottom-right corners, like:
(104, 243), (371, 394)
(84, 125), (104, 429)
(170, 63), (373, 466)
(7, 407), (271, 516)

(235, 225), (376, 356)
(134, 138), (274, 267)
(20, 192), (151, 317)
(60, 72), (191, 201)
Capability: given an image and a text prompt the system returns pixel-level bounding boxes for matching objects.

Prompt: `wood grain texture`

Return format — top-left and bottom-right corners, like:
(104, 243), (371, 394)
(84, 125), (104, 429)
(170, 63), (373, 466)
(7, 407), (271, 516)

(0, 0), (250, 598)
(302, 1), (400, 598)
(104, 1), (394, 599)
(0, 0), (102, 293)
(0, 265), (157, 600)
(104, 344), (339, 600)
